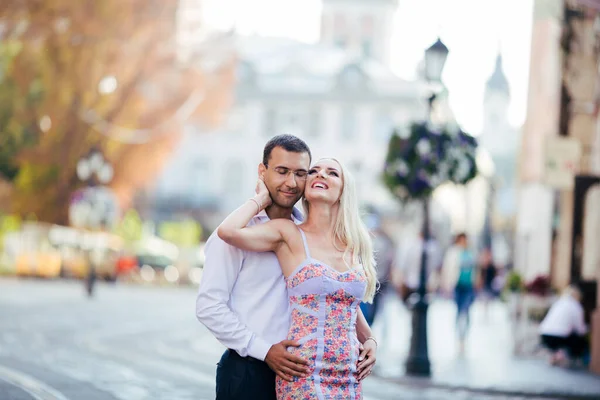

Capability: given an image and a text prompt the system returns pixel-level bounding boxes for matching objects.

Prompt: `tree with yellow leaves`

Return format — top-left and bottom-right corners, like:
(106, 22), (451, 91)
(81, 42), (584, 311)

(0, 0), (235, 223)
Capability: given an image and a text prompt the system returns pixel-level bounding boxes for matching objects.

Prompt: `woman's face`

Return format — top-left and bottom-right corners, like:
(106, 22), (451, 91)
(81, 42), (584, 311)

(304, 159), (343, 204)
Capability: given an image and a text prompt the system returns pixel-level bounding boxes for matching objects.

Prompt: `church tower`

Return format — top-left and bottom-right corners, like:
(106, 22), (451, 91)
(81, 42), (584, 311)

(481, 51), (519, 220)
(483, 53), (511, 140)
(320, 0), (398, 66)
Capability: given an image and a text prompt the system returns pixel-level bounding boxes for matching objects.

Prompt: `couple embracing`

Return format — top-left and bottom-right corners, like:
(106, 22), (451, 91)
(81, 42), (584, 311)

(196, 134), (379, 400)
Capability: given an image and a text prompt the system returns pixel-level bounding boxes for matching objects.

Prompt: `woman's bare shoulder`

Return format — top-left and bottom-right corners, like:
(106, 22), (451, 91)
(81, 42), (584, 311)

(267, 218), (299, 233)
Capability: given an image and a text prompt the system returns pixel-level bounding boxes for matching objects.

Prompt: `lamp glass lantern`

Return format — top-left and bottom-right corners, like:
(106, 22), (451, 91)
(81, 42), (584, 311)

(424, 38), (449, 84)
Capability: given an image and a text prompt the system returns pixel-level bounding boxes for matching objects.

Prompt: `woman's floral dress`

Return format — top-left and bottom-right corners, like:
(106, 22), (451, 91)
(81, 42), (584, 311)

(276, 228), (367, 400)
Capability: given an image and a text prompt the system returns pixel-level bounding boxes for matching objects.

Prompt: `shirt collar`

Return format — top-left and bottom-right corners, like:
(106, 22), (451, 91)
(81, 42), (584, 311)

(256, 207), (304, 223)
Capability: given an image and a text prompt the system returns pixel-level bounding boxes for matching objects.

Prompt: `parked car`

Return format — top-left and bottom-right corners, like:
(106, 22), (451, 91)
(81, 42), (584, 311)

(12, 222), (62, 278)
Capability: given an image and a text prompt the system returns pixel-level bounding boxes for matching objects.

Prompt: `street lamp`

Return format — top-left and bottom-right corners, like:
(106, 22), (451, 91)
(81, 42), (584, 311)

(383, 36), (477, 377)
(423, 37), (449, 116)
(405, 37), (449, 377)
(70, 147), (117, 296)
(424, 38), (449, 85)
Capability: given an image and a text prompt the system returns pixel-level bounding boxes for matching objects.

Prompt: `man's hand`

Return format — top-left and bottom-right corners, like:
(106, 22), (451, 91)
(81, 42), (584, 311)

(357, 339), (377, 380)
(264, 340), (309, 382)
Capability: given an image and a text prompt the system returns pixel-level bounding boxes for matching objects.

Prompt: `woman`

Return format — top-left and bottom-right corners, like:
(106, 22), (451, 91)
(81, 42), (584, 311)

(218, 158), (377, 399)
(441, 233), (477, 352)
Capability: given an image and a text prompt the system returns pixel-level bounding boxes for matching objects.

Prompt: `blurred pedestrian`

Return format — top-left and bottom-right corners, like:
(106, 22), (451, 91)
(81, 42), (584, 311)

(394, 233), (441, 307)
(478, 247), (498, 319)
(539, 285), (588, 366)
(441, 233), (478, 353)
(360, 209), (395, 326)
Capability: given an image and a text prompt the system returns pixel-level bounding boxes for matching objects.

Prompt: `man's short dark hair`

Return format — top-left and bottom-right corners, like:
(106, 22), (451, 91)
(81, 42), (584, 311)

(262, 134), (311, 166)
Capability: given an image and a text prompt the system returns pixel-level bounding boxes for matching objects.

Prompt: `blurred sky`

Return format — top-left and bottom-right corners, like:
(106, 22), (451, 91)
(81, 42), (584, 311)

(202, 0), (534, 135)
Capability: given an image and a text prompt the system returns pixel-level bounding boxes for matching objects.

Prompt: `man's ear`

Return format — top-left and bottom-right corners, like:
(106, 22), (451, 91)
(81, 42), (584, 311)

(258, 163), (266, 179)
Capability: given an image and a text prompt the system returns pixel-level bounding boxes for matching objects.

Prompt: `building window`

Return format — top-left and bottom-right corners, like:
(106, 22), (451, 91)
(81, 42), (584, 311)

(321, 15), (329, 39)
(224, 160), (245, 200)
(361, 15), (374, 34)
(334, 14), (346, 31)
(335, 37), (346, 49)
(264, 107), (276, 136)
(362, 40), (372, 58)
(375, 110), (393, 142)
(272, 106), (316, 138)
(188, 159), (210, 202)
(361, 15), (374, 58)
(341, 106), (357, 139)
(308, 107), (321, 137)
(226, 107), (245, 133)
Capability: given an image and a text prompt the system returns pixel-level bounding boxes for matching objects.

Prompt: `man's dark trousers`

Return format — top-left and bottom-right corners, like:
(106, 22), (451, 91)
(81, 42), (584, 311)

(216, 349), (276, 399)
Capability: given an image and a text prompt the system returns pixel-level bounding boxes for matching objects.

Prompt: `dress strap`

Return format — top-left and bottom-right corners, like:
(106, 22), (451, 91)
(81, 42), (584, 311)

(297, 227), (311, 259)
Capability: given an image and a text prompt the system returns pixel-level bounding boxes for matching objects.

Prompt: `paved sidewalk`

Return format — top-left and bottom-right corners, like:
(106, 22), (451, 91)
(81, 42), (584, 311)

(371, 293), (600, 399)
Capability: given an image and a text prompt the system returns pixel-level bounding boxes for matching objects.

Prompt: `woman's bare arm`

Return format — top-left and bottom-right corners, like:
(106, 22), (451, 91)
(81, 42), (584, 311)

(217, 192), (292, 252)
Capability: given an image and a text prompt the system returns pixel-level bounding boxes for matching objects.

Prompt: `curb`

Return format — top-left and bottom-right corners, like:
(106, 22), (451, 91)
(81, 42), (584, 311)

(375, 374), (600, 399)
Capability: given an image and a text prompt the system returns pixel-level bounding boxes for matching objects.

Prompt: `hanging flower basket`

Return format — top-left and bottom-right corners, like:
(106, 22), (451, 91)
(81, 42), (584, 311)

(382, 122), (478, 201)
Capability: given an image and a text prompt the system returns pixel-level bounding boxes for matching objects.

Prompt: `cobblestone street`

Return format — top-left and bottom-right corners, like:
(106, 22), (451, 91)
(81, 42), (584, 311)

(0, 279), (598, 400)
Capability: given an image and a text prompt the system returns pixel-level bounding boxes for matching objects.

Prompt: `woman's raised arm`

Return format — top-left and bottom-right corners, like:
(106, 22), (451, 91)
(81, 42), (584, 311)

(217, 179), (290, 253)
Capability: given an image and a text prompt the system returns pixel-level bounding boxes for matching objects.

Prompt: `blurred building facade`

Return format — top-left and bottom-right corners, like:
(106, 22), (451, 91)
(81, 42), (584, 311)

(516, 0), (567, 285)
(515, 0), (600, 374)
(153, 0), (428, 221)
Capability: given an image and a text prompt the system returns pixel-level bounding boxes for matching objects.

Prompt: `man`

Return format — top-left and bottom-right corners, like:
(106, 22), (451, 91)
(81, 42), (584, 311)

(539, 285), (588, 366)
(196, 135), (376, 400)
(360, 208), (395, 326)
(394, 232), (441, 306)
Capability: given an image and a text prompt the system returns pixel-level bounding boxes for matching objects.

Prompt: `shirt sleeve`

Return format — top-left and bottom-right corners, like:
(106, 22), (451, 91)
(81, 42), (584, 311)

(195, 233), (272, 361)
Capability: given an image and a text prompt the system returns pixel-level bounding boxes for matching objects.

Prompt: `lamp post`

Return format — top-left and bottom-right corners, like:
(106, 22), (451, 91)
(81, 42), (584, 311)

(72, 147), (115, 296)
(404, 37), (449, 377)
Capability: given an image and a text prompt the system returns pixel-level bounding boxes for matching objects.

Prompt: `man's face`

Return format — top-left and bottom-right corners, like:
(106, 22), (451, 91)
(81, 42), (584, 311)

(259, 147), (311, 209)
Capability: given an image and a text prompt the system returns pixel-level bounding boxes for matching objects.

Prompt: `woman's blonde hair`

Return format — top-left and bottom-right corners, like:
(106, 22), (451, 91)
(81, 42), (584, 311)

(302, 158), (378, 303)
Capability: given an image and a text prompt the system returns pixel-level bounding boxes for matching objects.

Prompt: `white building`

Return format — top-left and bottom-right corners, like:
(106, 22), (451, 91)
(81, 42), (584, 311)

(153, 0), (429, 222)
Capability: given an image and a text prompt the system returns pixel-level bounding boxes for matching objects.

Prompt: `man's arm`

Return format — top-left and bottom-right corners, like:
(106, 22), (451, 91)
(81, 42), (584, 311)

(196, 233), (272, 359)
(356, 307), (377, 380)
(196, 233), (308, 381)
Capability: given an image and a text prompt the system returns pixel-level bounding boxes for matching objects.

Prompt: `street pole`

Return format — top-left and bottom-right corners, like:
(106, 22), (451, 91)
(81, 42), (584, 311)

(74, 147), (114, 298)
(405, 196), (431, 376)
(404, 37), (449, 377)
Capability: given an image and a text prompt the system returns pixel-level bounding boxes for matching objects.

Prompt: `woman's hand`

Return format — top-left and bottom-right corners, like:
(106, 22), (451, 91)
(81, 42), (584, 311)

(217, 176), (288, 253)
(254, 177), (272, 210)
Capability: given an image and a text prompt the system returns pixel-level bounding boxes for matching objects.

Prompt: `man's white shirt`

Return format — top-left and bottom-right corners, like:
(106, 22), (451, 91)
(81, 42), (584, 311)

(396, 236), (441, 290)
(196, 209), (302, 361)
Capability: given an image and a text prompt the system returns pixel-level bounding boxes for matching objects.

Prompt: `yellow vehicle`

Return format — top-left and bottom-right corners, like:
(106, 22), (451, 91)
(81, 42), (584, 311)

(6, 223), (124, 280)
(50, 225), (124, 281)
(12, 222), (62, 278)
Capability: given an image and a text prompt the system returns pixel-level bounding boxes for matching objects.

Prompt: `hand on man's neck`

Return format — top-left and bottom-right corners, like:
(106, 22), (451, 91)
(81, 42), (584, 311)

(265, 204), (295, 221)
